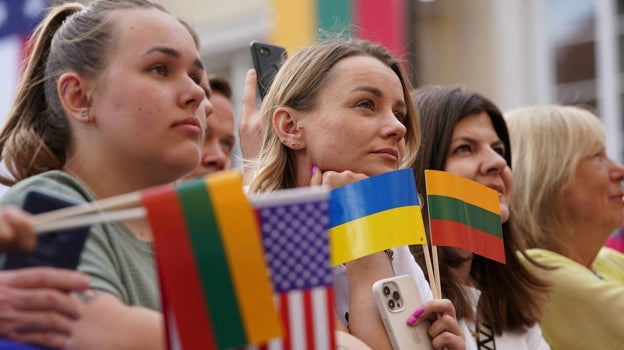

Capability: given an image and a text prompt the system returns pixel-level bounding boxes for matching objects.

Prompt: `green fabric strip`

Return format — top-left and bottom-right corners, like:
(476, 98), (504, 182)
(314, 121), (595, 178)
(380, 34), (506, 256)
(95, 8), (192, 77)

(428, 195), (502, 238)
(177, 181), (247, 347)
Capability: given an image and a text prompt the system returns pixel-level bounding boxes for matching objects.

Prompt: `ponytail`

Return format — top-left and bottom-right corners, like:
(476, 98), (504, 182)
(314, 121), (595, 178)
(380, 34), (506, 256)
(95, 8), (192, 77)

(0, 3), (84, 185)
(0, 0), (167, 186)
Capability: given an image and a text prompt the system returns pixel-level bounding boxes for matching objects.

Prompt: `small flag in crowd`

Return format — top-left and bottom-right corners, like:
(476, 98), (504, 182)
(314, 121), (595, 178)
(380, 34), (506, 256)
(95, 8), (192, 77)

(329, 169), (427, 265)
(249, 186), (335, 350)
(424, 170), (505, 264)
(142, 171), (282, 350)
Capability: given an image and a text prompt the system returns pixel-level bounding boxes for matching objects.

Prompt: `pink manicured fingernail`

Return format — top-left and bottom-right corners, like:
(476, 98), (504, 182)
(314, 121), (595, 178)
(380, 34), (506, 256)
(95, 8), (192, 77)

(406, 307), (424, 325)
(311, 164), (318, 175)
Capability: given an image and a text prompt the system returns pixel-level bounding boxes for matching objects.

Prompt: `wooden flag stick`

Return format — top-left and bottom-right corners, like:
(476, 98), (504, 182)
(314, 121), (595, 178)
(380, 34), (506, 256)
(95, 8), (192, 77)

(422, 245), (440, 299)
(34, 207), (147, 234)
(33, 191), (143, 226)
(432, 245), (442, 300)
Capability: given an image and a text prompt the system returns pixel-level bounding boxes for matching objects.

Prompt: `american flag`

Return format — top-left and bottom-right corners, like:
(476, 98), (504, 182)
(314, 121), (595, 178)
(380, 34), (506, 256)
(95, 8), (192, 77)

(248, 187), (335, 350)
(0, 0), (48, 121)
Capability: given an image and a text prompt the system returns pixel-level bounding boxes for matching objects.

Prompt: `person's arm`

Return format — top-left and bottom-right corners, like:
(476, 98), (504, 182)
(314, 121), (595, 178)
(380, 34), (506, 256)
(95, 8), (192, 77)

(69, 290), (163, 350)
(239, 69), (263, 185)
(0, 207), (36, 252)
(0, 267), (89, 348)
(345, 251), (395, 349)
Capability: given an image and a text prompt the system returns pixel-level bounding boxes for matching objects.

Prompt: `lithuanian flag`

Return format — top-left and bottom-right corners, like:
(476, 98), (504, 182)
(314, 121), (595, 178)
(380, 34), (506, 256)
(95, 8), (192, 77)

(424, 170), (505, 264)
(329, 169), (427, 265)
(142, 171), (281, 349)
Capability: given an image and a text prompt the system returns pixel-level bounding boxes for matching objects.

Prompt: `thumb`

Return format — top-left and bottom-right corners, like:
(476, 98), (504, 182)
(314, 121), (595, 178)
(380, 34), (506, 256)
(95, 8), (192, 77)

(309, 164), (322, 186)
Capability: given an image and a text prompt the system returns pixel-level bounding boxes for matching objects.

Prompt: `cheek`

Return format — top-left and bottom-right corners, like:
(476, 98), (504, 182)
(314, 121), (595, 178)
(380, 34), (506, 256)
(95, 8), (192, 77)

(444, 161), (475, 180)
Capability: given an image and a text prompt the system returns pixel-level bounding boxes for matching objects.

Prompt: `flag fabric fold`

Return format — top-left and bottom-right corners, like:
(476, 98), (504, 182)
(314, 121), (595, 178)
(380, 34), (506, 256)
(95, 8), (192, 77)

(424, 170), (505, 264)
(329, 169), (427, 266)
(142, 171), (282, 350)
(249, 186), (335, 350)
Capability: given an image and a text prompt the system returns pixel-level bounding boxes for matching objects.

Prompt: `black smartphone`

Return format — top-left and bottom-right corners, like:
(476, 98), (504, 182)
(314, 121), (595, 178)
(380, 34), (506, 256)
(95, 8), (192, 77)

(2, 190), (90, 270)
(250, 41), (288, 99)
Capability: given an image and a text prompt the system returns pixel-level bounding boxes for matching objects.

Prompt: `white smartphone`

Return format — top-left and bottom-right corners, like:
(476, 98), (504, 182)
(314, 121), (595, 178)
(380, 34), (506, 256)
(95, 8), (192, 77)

(372, 275), (434, 350)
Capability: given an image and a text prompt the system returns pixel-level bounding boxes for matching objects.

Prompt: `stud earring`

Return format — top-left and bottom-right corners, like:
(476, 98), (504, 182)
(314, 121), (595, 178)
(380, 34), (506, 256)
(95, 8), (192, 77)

(80, 110), (89, 120)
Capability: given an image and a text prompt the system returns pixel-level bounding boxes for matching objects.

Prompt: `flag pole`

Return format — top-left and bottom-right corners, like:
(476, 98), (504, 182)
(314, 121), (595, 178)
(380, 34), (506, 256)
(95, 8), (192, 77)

(432, 245), (441, 299)
(33, 191), (143, 226)
(422, 244), (440, 299)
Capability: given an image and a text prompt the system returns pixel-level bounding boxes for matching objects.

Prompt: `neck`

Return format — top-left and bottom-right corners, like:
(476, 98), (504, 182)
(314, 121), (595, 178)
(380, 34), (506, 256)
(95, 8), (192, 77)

(563, 223), (610, 268)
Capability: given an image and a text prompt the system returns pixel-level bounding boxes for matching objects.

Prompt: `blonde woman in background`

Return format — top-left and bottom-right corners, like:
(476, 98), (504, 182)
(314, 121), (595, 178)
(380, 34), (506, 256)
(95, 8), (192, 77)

(506, 105), (624, 350)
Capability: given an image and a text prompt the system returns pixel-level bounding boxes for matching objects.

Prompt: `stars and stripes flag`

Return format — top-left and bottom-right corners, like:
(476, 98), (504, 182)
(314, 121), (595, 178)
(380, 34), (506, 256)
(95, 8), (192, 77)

(248, 186), (336, 350)
(0, 0), (48, 122)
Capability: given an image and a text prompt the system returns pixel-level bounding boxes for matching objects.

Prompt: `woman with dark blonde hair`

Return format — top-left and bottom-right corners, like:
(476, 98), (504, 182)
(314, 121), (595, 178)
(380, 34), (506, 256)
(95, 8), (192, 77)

(0, 0), (209, 348)
(249, 39), (465, 349)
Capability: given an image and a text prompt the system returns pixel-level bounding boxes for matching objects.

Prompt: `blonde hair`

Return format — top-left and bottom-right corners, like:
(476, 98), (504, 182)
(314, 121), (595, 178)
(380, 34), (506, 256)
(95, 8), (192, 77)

(0, 0), (168, 185)
(506, 105), (605, 255)
(249, 38), (420, 193)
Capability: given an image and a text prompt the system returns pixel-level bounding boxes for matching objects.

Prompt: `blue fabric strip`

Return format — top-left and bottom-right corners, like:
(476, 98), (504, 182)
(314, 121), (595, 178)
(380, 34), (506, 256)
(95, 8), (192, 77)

(329, 169), (419, 227)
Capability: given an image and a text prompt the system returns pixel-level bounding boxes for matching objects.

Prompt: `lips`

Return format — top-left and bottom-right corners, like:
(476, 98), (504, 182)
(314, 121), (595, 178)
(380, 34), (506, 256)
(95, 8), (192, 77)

(173, 117), (202, 134)
(373, 148), (399, 159)
(485, 184), (504, 195)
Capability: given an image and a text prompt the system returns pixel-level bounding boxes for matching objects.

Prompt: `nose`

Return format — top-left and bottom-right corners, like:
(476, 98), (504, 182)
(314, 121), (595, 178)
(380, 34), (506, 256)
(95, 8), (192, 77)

(204, 97), (214, 118)
(608, 158), (624, 183)
(180, 77), (207, 111)
(480, 147), (507, 175)
(382, 110), (407, 141)
(200, 140), (227, 171)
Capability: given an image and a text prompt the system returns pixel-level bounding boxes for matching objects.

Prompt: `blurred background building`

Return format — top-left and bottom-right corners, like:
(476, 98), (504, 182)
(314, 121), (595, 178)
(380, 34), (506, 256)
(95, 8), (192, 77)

(1, 0), (623, 171)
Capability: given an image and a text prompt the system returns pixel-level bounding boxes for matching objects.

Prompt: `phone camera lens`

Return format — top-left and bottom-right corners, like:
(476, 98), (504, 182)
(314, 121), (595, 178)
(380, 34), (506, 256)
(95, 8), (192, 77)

(259, 47), (270, 56)
(383, 286), (391, 295)
(393, 291), (400, 300)
(388, 299), (395, 309)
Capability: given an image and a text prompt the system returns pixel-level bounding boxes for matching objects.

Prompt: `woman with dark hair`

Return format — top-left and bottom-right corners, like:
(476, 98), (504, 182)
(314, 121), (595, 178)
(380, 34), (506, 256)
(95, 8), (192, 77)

(410, 85), (550, 349)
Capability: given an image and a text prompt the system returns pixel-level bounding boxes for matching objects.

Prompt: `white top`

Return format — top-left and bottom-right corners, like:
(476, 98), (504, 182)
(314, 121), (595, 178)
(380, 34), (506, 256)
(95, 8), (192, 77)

(460, 286), (550, 350)
(334, 246), (432, 327)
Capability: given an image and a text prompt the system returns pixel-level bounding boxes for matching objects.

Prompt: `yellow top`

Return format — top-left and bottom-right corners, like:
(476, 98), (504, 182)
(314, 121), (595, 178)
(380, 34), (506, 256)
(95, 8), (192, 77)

(521, 248), (624, 350)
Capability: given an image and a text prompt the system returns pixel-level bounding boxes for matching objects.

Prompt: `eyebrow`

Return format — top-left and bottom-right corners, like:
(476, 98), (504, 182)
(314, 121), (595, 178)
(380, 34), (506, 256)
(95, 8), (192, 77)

(352, 86), (406, 109)
(144, 46), (204, 71)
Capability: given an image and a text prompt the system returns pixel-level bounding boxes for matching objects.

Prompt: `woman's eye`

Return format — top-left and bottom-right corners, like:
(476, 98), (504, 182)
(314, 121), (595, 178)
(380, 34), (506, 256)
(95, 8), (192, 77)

(357, 99), (374, 110)
(454, 145), (471, 154)
(494, 146), (506, 157)
(149, 64), (168, 77)
(190, 73), (202, 85)
(394, 112), (407, 125)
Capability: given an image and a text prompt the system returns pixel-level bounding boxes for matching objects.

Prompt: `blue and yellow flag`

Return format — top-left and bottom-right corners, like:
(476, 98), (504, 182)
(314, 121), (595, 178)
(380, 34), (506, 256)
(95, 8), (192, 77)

(329, 169), (427, 265)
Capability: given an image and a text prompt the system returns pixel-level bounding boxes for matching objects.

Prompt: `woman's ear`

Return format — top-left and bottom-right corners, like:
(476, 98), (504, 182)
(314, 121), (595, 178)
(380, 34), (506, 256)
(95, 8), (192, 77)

(58, 72), (93, 123)
(273, 106), (305, 150)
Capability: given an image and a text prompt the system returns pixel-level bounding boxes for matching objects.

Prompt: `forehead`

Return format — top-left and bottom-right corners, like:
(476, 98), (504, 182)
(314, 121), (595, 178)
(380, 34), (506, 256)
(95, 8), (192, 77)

(323, 55), (403, 96)
(454, 112), (496, 135)
(110, 8), (196, 55)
